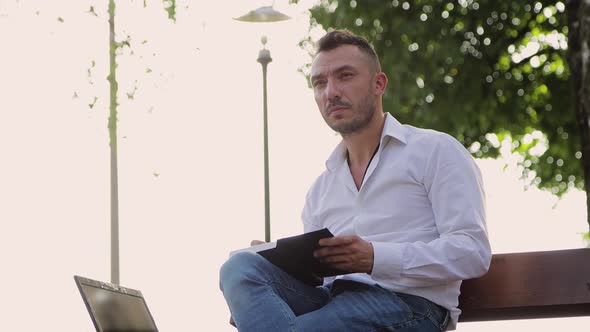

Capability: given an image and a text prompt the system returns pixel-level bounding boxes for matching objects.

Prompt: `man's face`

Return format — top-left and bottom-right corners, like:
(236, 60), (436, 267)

(310, 45), (380, 135)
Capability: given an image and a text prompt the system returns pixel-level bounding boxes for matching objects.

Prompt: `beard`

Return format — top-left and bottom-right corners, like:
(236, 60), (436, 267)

(323, 93), (376, 135)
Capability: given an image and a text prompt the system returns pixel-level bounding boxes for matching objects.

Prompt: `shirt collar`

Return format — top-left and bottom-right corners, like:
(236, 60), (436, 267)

(325, 113), (408, 171)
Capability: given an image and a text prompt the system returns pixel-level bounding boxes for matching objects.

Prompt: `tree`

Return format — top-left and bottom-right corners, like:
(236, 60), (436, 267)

(566, 0), (590, 237)
(296, 0), (590, 233)
(108, 0), (120, 285)
(106, 0), (177, 284)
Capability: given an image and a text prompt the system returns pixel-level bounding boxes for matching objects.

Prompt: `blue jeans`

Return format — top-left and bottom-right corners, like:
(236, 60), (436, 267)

(219, 252), (450, 331)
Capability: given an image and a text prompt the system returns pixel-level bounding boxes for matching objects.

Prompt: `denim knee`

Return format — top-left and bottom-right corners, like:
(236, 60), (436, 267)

(219, 251), (267, 291)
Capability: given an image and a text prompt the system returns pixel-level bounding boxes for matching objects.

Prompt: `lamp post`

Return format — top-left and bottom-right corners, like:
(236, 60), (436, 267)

(235, 5), (290, 243)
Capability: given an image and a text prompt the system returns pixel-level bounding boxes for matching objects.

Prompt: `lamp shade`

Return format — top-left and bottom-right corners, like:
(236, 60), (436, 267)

(234, 6), (291, 23)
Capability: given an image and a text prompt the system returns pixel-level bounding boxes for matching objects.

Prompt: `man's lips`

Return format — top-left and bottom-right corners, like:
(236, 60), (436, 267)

(327, 106), (349, 115)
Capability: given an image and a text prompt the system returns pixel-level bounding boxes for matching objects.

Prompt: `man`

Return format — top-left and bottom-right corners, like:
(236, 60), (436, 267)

(220, 29), (491, 331)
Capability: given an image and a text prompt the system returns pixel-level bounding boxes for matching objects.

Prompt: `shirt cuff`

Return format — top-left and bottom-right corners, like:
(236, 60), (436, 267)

(370, 241), (406, 280)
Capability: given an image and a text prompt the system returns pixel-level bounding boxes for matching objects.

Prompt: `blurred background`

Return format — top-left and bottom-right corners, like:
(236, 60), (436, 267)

(0, 0), (588, 330)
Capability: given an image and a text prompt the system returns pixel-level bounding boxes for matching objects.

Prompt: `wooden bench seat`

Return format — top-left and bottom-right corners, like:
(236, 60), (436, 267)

(458, 248), (590, 322)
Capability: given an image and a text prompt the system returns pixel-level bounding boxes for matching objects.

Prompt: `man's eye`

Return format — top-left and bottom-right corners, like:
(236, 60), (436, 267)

(341, 72), (354, 79)
(313, 81), (326, 87)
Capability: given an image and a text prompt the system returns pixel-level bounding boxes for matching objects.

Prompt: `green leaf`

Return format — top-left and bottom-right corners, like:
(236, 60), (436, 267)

(162, 0), (176, 22)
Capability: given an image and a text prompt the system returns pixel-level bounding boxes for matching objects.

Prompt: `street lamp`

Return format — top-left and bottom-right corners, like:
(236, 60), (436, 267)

(235, 5), (291, 243)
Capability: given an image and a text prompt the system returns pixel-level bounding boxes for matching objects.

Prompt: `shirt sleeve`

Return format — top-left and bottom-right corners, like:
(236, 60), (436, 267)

(370, 135), (492, 286)
(302, 187), (322, 234)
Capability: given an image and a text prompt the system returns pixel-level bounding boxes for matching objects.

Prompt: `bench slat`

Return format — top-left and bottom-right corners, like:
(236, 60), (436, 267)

(458, 248), (590, 322)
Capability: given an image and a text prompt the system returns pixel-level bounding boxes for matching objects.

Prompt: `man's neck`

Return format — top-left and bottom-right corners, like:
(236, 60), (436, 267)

(343, 112), (385, 167)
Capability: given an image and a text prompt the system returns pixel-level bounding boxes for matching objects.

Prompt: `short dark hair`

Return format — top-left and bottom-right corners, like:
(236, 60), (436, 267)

(316, 29), (381, 72)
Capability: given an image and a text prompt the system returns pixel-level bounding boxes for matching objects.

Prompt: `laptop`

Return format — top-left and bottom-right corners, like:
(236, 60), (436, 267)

(74, 275), (159, 332)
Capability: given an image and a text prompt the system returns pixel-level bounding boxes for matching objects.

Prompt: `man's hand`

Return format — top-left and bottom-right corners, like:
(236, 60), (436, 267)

(250, 240), (265, 246)
(313, 235), (374, 274)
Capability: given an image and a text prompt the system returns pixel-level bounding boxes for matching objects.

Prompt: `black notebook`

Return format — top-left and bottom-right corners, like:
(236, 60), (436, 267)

(230, 228), (352, 286)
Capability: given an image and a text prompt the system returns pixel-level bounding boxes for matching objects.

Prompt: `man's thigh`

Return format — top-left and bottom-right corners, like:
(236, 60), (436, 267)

(295, 280), (446, 332)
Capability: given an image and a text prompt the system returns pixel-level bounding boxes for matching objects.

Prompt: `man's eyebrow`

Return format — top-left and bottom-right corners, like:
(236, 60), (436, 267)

(310, 72), (324, 83)
(311, 64), (357, 82)
(332, 64), (357, 73)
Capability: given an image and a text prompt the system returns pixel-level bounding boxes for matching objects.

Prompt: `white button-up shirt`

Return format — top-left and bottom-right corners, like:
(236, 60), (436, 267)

(302, 113), (492, 330)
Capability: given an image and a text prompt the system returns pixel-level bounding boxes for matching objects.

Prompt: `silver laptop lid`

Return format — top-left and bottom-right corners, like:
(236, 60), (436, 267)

(74, 275), (159, 332)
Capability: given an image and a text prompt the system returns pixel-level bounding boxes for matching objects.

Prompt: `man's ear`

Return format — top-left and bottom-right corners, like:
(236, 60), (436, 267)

(374, 72), (388, 96)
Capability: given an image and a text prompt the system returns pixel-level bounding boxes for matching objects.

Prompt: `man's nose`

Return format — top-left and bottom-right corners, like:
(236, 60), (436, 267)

(325, 79), (341, 102)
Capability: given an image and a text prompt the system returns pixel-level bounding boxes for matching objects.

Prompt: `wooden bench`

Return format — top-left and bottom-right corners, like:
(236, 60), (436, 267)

(458, 248), (590, 322)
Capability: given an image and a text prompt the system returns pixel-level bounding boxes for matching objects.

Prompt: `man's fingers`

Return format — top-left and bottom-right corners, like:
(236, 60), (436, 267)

(314, 244), (355, 258)
(250, 240), (265, 246)
(313, 236), (375, 274)
(319, 253), (353, 265)
(318, 235), (356, 246)
(315, 236), (362, 257)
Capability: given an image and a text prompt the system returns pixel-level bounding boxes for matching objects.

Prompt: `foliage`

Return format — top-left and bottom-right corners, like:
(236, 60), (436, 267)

(163, 0), (176, 22)
(296, 0), (579, 196)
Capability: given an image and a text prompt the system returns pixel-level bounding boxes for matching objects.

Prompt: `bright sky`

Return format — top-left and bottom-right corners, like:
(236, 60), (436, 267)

(0, 0), (588, 331)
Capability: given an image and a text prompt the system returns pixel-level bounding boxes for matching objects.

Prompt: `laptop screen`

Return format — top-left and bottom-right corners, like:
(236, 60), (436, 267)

(75, 276), (159, 332)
